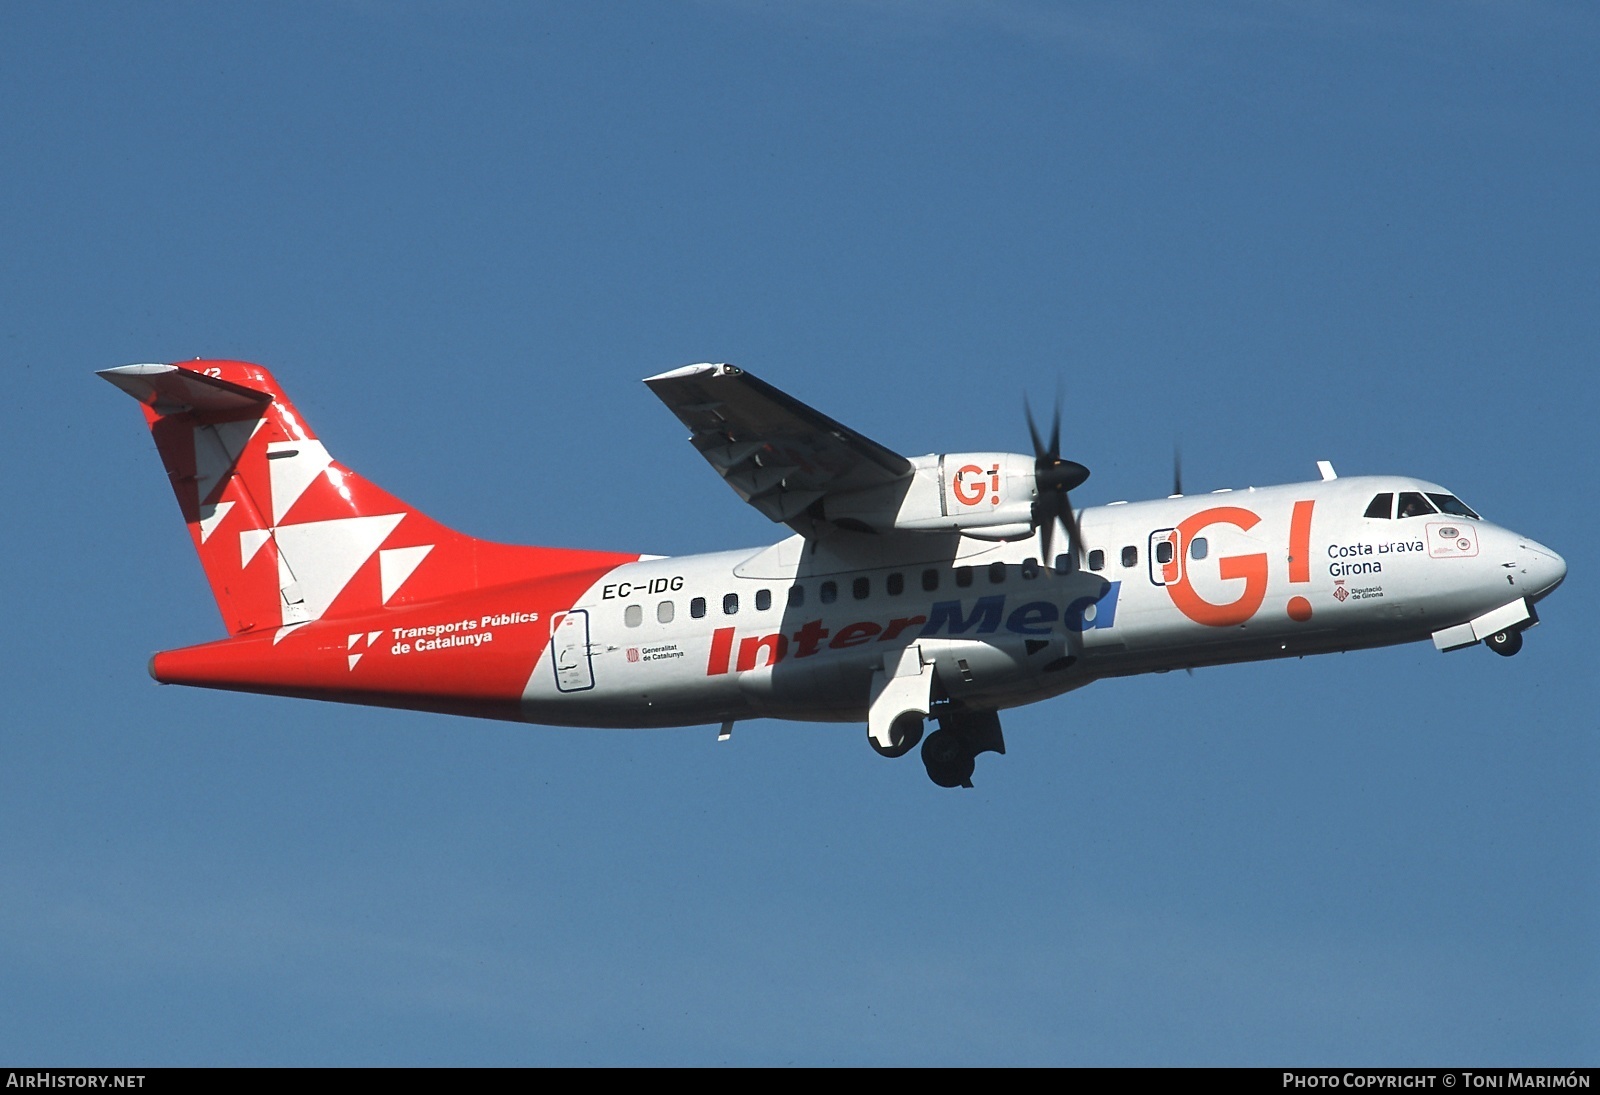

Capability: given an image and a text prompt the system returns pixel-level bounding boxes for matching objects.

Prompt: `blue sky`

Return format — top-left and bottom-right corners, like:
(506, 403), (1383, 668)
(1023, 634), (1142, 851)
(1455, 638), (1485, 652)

(2, 1), (1594, 1065)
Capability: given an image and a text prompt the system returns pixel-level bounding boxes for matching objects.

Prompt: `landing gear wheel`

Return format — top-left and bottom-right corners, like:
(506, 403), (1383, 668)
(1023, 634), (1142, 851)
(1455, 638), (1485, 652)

(1486, 628), (1523, 657)
(869, 714), (924, 759)
(921, 729), (976, 789)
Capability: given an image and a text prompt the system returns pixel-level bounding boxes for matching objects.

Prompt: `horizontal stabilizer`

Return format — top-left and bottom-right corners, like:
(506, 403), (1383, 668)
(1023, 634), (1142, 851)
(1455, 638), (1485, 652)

(98, 364), (272, 417)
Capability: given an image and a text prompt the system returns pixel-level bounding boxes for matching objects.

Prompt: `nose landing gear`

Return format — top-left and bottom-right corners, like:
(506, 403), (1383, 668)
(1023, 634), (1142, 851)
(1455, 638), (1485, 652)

(1486, 628), (1524, 657)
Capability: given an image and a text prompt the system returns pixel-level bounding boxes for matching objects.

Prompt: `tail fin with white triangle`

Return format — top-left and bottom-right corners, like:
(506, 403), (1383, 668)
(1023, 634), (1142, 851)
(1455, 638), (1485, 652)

(101, 360), (627, 640)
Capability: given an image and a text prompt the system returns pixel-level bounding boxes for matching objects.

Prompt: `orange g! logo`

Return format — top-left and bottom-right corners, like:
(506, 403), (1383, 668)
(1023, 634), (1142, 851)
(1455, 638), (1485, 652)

(1165, 506), (1268, 627)
(952, 464), (988, 507)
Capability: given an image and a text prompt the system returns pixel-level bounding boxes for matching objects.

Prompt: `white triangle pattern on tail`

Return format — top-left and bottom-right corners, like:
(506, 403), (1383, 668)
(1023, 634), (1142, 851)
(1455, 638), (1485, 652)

(240, 528), (272, 566)
(267, 439), (333, 524)
(198, 500), (235, 543)
(379, 544), (434, 604)
(192, 418), (263, 507)
(272, 513), (406, 625)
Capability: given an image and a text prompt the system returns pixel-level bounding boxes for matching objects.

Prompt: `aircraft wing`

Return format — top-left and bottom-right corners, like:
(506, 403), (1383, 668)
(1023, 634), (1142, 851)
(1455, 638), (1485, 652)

(644, 363), (912, 529)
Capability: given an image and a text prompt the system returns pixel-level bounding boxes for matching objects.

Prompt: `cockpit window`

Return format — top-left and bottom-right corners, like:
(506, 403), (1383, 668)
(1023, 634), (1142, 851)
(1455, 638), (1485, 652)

(1364, 493), (1393, 519)
(1427, 493), (1481, 520)
(1396, 492), (1438, 519)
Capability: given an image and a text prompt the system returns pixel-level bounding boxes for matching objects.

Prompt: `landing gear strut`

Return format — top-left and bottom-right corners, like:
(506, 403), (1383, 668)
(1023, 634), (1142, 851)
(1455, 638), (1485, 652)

(1486, 628), (1524, 657)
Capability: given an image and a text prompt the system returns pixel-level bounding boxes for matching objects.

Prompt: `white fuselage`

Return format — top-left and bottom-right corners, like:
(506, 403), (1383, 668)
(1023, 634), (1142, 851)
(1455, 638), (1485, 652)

(519, 475), (1566, 729)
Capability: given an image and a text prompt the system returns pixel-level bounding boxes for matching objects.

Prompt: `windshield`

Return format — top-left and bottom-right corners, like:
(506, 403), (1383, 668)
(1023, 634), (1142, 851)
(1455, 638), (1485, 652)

(1397, 492), (1437, 519)
(1427, 492), (1481, 520)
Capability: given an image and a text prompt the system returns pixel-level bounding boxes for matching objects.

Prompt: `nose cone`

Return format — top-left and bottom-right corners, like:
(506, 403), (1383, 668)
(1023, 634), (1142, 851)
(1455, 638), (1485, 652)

(1522, 539), (1567, 601)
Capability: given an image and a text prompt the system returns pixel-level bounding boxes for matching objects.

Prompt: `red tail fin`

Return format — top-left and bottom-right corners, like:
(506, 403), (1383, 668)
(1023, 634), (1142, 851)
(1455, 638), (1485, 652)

(102, 360), (632, 637)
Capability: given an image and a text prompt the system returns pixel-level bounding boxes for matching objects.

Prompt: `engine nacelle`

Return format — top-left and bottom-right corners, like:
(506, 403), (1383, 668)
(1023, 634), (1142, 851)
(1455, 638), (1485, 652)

(822, 452), (1040, 539)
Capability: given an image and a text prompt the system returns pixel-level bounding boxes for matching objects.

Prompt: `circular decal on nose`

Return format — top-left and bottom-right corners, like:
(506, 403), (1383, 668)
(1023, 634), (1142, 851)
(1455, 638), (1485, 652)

(1458, 538), (1472, 550)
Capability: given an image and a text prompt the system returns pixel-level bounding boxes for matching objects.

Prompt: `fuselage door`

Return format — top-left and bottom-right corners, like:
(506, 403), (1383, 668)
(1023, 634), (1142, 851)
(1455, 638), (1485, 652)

(1149, 527), (1182, 587)
(551, 609), (596, 693)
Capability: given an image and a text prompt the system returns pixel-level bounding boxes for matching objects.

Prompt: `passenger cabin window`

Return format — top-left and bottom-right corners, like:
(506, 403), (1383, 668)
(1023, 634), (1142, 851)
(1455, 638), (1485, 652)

(921, 569), (939, 592)
(656, 601), (674, 624)
(852, 577), (870, 600)
(755, 589), (772, 611)
(1121, 545), (1138, 568)
(1189, 537), (1208, 561)
(1428, 493), (1481, 519)
(1364, 493), (1394, 519)
(1155, 540), (1174, 565)
(624, 604), (643, 627)
(887, 573), (904, 596)
(690, 597), (706, 619)
(723, 593), (739, 615)
(1088, 549), (1106, 572)
(1397, 492), (1437, 519)
(1021, 558), (1039, 580)
(955, 567), (974, 588)
(788, 585), (804, 607)
(820, 581), (838, 604)
(1054, 553), (1072, 574)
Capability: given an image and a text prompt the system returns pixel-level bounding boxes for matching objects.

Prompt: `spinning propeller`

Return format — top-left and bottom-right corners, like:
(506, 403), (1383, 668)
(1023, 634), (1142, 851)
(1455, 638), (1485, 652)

(1025, 397), (1090, 565)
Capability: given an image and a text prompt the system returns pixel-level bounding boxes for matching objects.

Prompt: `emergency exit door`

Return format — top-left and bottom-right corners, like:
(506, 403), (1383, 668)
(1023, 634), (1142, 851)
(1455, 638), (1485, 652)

(551, 610), (595, 692)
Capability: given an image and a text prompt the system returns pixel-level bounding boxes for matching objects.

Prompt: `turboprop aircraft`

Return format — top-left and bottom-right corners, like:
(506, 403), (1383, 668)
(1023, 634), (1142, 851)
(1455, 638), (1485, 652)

(102, 360), (1566, 788)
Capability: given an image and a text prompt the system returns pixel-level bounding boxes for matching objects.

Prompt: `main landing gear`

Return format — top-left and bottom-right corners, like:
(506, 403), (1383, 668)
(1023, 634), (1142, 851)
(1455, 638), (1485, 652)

(921, 728), (976, 788)
(917, 709), (1006, 789)
(1485, 628), (1524, 657)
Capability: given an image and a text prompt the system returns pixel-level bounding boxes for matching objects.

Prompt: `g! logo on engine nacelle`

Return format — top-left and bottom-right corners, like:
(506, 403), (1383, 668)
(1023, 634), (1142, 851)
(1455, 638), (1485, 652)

(1164, 506), (1269, 627)
(952, 464), (999, 507)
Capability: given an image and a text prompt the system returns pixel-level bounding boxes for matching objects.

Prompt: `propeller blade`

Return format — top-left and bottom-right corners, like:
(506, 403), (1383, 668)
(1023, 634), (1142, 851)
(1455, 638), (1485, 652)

(1172, 445), (1183, 497)
(1062, 494), (1084, 565)
(1025, 397), (1047, 460)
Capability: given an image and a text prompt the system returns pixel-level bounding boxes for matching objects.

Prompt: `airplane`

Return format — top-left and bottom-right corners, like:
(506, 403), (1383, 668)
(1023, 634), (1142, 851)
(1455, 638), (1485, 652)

(101, 360), (1567, 788)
